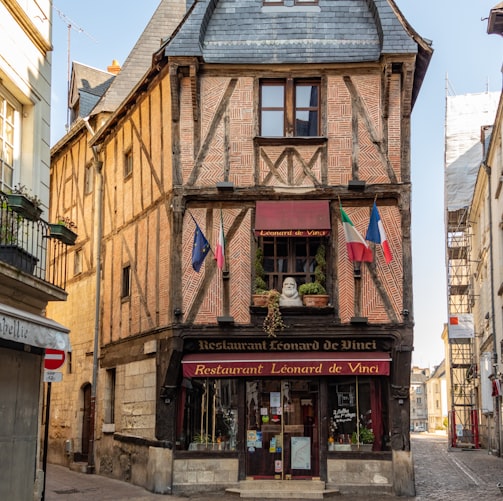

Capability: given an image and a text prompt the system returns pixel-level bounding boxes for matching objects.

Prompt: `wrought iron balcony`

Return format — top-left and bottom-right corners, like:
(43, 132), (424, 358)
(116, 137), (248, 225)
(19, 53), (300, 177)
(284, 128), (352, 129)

(0, 191), (73, 290)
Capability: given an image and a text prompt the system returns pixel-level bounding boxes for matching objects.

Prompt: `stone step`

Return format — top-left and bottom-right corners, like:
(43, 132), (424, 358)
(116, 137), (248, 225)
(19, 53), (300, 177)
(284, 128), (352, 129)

(227, 488), (340, 499)
(68, 462), (88, 474)
(226, 480), (340, 499)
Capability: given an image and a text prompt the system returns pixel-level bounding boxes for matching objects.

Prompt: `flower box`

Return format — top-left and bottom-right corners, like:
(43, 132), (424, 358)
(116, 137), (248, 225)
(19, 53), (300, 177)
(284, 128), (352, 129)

(5, 193), (42, 221)
(302, 294), (330, 307)
(252, 293), (268, 307)
(0, 245), (38, 274)
(49, 224), (77, 245)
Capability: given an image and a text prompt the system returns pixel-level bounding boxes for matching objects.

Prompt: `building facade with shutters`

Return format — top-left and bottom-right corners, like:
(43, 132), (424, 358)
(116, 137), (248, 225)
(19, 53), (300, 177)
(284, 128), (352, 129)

(0, 2), (72, 500)
(47, 0), (432, 497)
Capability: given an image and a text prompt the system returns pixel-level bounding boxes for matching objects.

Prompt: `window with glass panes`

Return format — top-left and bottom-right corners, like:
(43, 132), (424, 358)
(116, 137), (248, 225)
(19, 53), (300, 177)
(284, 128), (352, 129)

(261, 236), (324, 291)
(176, 378), (239, 451)
(260, 79), (320, 137)
(0, 94), (16, 191)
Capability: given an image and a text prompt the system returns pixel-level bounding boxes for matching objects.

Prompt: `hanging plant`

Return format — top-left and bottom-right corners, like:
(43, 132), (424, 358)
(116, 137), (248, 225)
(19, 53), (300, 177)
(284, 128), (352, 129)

(263, 289), (285, 337)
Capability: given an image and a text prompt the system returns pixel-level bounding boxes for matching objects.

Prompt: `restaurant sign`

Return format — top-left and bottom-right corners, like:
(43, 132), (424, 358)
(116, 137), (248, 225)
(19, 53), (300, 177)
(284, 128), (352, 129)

(192, 338), (380, 353)
(182, 352), (390, 378)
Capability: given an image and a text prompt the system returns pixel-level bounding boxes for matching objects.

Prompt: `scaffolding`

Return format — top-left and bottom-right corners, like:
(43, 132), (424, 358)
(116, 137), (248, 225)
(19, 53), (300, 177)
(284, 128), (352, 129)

(443, 90), (500, 449)
(446, 207), (478, 448)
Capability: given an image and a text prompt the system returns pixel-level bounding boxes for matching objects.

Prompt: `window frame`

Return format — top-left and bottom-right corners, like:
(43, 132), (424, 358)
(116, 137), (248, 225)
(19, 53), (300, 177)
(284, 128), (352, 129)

(104, 368), (116, 425)
(259, 78), (321, 138)
(84, 161), (94, 195)
(123, 147), (133, 179)
(262, 0), (320, 5)
(0, 90), (20, 192)
(176, 378), (239, 451)
(121, 264), (131, 299)
(260, 236), (325, 292)
(73, 248), (82, 276)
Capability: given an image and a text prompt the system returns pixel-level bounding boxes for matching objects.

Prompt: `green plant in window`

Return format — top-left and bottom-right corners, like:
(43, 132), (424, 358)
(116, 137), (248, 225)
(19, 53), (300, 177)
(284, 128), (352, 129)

(314, 243), (326, 286)
(351, 426), (374, 444)
(263, 289), (285, 337)
(193, 432), (213, 444)
(254, 247), (268, 294)
(298, 243), (327, 296)
(298, 281), (326, 295)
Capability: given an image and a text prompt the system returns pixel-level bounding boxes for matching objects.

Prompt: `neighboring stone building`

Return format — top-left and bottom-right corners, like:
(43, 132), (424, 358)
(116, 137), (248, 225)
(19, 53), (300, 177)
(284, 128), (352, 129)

(441, 2), (503, 455)
(47, 0), (432, 497)
(0, 1), (72, 500)
(426, 360), (448, 433)
(410, 366), (429, 432)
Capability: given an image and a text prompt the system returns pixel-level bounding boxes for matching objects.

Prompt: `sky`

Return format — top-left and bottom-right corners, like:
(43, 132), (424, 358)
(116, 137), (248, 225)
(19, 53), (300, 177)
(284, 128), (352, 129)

(50, 1), (503, 369)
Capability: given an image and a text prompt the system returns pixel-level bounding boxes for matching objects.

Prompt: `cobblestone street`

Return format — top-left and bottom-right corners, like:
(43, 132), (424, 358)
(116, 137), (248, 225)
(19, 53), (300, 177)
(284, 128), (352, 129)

(45, 434), (503, 500)
(411, 433), (503, 501)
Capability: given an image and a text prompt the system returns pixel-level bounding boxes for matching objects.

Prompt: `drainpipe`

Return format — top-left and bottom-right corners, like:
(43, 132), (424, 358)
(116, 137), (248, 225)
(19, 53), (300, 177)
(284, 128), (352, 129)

(483, 159), (500, 456)
(83, 117), (103, 472)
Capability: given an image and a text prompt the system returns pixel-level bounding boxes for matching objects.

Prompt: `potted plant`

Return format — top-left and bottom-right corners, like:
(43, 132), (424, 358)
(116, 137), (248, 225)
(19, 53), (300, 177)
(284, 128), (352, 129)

(351, 427), (375, 451)
(49, 216), (78, 246)
(298, 243), (329, 307)
(263, 289), (285, 337)
(252, 247), (269, 306)
(190, 432), (217, 450)
(0, 204), (38, 274)
(4, 184), (42, 221)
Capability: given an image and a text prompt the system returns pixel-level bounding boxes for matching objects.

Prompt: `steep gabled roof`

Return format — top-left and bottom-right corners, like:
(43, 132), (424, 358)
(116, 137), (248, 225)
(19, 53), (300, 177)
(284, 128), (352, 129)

(164, 0), (433, 107)
(166, 0), (419, 64)
(92, 0), (186, 115)
(69, 62), (115, 118)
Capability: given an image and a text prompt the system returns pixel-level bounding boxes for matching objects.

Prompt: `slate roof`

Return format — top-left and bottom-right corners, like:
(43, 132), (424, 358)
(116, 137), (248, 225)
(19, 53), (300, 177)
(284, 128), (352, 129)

(70, 62), (115, 119)
(92, 0), (187, 115)
(165, 0), (419, 64)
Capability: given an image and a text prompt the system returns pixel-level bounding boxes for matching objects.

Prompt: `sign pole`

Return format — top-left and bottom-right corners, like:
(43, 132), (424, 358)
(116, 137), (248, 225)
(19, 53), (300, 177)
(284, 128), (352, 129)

(41, 381), (52, 501)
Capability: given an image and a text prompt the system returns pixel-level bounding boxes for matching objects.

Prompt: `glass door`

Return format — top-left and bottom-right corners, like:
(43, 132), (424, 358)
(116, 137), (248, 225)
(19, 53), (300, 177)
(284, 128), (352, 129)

(245, 379), (319, 479)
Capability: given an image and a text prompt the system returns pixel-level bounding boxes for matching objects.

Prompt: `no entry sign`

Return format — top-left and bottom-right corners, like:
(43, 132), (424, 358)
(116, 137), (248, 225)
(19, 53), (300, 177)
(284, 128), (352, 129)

(44, 349), (66, 371)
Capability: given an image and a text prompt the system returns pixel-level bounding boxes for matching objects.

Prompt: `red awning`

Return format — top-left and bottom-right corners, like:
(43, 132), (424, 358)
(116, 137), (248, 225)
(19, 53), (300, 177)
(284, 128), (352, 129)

(182, 352), (390, 378)
(255, 201), (330, 237)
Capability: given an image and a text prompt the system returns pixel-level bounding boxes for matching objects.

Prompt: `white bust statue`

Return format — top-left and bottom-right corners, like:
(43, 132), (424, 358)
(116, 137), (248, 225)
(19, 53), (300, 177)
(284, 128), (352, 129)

(279, 277), (303, 307)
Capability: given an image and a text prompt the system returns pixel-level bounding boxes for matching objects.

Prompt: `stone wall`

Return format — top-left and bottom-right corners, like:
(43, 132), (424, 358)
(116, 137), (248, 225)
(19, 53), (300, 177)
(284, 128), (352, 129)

(327, 457), (392, 495)
(172, 458), (239, 495)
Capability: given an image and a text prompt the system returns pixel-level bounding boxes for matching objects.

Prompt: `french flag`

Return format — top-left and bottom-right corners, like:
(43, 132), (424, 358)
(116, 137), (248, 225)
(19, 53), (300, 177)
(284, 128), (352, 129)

(366, 202), (393, 264)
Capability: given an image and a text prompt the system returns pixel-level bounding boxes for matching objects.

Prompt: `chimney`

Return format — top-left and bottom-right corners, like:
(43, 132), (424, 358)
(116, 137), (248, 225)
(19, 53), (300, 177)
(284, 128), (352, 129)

(107, 59), (121, 75)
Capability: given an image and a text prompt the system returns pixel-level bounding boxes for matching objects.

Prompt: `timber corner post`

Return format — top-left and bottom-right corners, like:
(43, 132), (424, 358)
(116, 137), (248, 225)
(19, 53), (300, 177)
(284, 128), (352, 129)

(390, 347), (414, 496)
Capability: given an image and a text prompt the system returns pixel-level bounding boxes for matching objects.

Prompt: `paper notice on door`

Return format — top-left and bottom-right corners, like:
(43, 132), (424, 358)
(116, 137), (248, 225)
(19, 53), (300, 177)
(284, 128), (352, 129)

(247, 430), (257, 447)
(270, 392), (281, 407)
(291, 436), (311, 470)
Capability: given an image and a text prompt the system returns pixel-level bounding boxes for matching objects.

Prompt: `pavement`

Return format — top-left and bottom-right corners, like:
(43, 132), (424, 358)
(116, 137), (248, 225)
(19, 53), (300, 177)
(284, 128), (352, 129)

(44, 434), (503, 500)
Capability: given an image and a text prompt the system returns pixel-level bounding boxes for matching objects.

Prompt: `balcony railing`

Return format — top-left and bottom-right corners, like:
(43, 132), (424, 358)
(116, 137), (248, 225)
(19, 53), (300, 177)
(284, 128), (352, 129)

(0, 191), (72, 290)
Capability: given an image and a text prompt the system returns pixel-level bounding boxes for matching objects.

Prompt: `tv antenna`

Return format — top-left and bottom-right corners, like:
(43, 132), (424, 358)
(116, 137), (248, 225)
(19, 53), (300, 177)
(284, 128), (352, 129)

(54, 7), (97, 130)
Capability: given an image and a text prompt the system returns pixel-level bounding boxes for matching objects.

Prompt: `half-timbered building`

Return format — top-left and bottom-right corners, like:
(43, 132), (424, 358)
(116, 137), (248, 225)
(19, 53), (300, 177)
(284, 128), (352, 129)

(48, 0), (432, 497)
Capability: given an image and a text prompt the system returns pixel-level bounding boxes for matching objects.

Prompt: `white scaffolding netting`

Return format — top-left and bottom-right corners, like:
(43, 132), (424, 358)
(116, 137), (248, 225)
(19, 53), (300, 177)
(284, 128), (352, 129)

(445, 92), (500, 212)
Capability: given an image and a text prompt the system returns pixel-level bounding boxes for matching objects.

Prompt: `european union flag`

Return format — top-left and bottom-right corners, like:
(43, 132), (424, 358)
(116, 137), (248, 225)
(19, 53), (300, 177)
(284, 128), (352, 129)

(192, 223), (211, 272)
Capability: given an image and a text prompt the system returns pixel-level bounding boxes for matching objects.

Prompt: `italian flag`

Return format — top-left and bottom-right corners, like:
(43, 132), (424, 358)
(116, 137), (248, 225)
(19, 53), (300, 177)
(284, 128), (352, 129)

(340, 206), (373, 262)
(366, 202), (393, 264)
(215, 210), (225, 270)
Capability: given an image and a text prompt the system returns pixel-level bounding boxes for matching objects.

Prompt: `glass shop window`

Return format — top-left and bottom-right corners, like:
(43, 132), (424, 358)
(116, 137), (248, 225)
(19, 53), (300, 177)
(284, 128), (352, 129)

(176, 378), (239, 452)
(327, 377), (388, 451)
